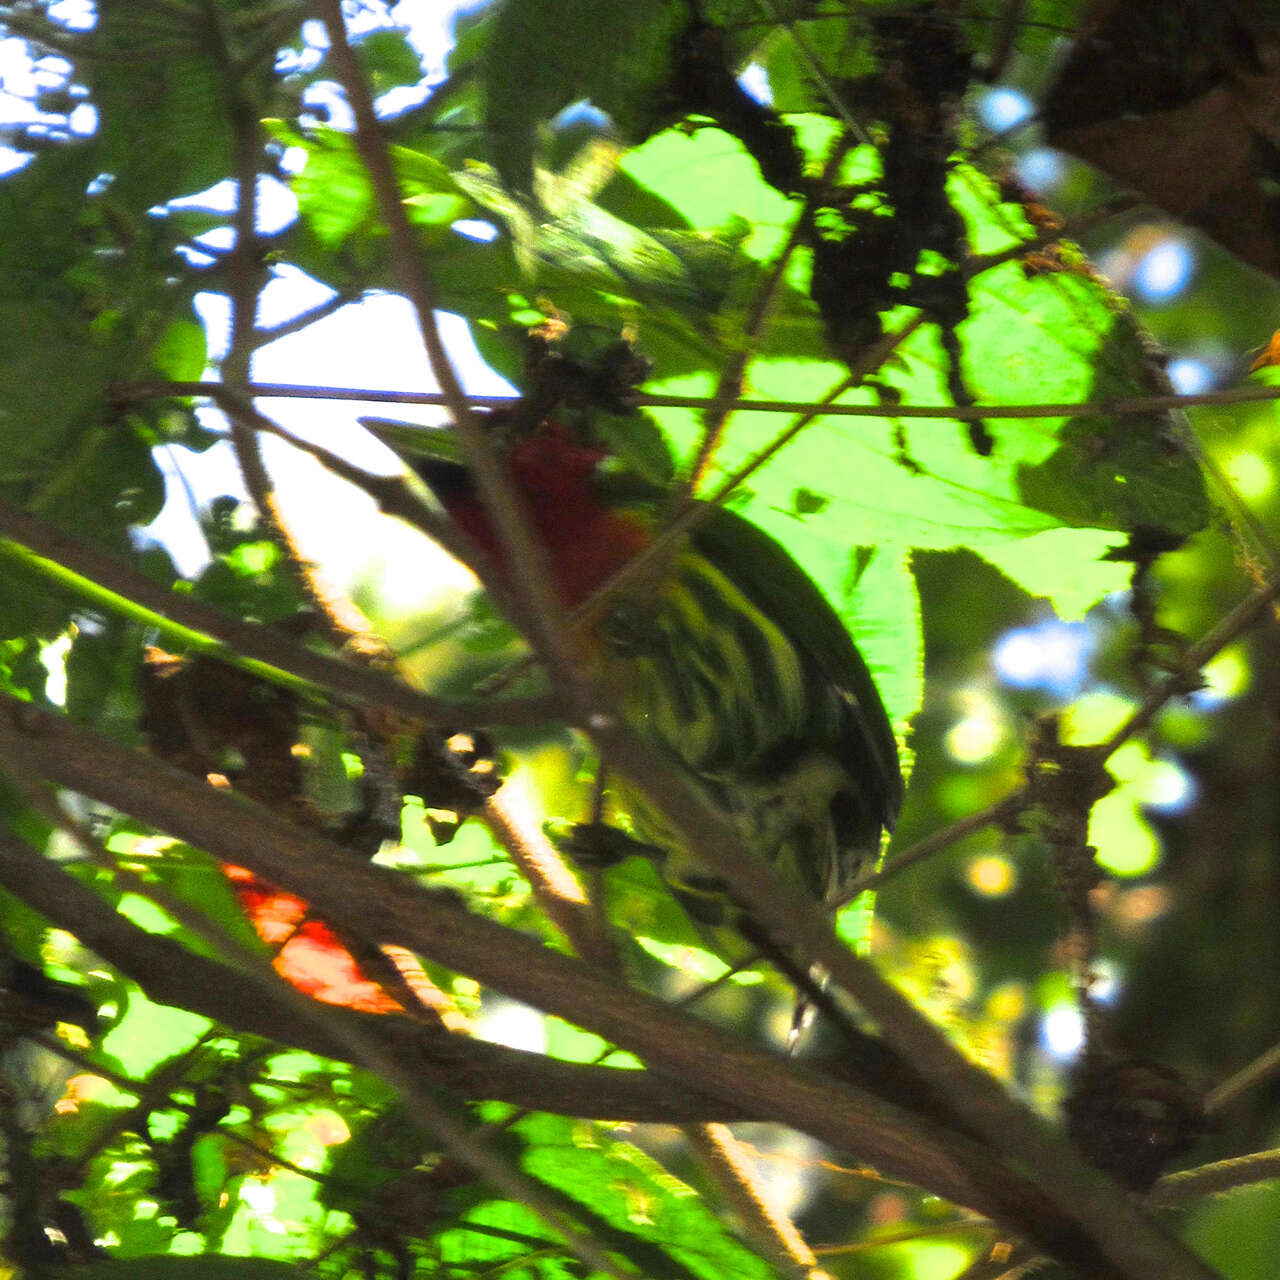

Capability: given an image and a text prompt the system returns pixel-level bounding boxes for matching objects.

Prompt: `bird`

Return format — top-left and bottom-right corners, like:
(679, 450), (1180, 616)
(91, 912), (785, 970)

(403, 413), (903, 979)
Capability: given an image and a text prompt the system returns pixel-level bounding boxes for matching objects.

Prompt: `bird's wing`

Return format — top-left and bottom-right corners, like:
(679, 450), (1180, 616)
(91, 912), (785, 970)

(687, 503), (904, 830)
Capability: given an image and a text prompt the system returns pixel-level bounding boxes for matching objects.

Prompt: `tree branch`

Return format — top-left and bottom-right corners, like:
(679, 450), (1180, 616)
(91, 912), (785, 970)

(850, 566), (1280, 898)
(844, 792), (1028, 901)
(206, 388), (505, 593)
(0, 495), (557, 727)
(255, 290), (360, 343)
(587, 718), (1219, 1280)
(680, 157), (821, 498)
(1153, 1149), (1280, 1205)
(311, 0), (582, 702)
(0, 827), (747, 1124)
(0, 688), (1109, 1247)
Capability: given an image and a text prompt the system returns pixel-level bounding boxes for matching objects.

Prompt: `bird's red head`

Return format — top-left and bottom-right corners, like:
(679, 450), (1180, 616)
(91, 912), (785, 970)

(417, 421), (652, 608)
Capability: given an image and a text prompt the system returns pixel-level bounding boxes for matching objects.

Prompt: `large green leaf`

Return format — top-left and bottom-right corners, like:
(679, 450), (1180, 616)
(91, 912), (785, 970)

(616, 127), (1206, 628)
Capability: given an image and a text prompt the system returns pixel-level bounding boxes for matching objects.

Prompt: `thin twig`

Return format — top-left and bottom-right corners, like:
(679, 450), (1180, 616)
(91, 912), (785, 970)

(218, 70), (371, 657)
(1188, 441), (1280, 572)
(221, 413), (617, 1004)
(707, 315), (928, 506)
(123, 375), (1280, 423)
(1204, 1042), (1280, 1116)
(1104, 571), (1280, 753)
(210, 390), (479, 566)
(312, 0), (581, 700)
(680, 159), (824, 498)
(255, 290), (361, 343)
(843, 793), (1027, 901)
(686, 1123), (832, 1279)
(28, 1032), (141, 1096)
(815, 1217), (995, 1257)
(856, 568), (1280, 897)
(961, 196), (1140, 280)
(1152, 1148), (1280, 1205)
(951, 1242), (1044, 1280)
(481, 788), (614, 970)
(0, 10), (195, 61)
(761, 0), (872, 146)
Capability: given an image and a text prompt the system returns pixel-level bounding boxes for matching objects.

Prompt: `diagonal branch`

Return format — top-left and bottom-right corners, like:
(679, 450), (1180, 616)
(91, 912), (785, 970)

(856, 567), (1280, 897)
(0, 688), (1112, 1245)
(1153, 1148), (1280, 1205)
(0, 827), (743, 1123)
(311, 0), (581, 701)
(0, 495), (557, 727)
(679, 149), (830, 498)
(587, 717), (1220, 1280)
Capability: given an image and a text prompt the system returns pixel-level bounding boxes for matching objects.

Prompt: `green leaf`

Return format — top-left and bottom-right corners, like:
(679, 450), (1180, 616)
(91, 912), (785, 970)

(615, 132), (1204, 627)
(0, 146), (100, 297)
(270, 122), (377, 251)
(1013, 315), (1209, 534)
(453, 162), (774, 376)
(760, 8), (877, 113)
(1185, 1180), (1280, 1280)
(150, 318), (209, 382)
(481, 0), (684, 193)
(355, 28), (424, 98)
(0, 298), (113, 472)
(514, 1113), (780, 1280)
(89, 1), (234, 210)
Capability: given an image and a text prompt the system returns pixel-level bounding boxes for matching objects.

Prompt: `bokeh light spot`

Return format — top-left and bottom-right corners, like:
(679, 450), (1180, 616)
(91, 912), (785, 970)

(454, 219), (498, 242)
(1015, 147), (1064, 191)
(966, 854), (1017, 898)
(1132, 237), (1195, 302)
(1193, 646), (1250, 709)
(1090, 791), (1160, 877)
(1061, 690), (1133, 743)
(979, 87), (1033, 131)
(987, 981), (1027, 1023)
(945, 712), (1005, 764)
(1041, 1003), (1085, 1062)
(993, 619), (1093, 697)
(739, 62), (772, 105)
(1140, 757), (1197, 814)
(1167, 357), (1213, 394)
(1113, 884), (1171, 928)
